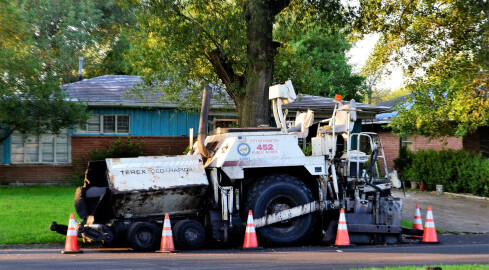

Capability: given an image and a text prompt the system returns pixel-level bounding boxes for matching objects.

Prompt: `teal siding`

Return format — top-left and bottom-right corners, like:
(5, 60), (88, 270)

(1, 130), (11, 164)
(350, 119), (363, 151)
(76, 108), (200, 136)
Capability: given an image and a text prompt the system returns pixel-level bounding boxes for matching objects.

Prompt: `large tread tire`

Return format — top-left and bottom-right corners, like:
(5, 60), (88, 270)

(74, 187), (88, 220)
(246, 174), (316, 246)
(126, 222), (159, 251)
(173, 220), (206, 250)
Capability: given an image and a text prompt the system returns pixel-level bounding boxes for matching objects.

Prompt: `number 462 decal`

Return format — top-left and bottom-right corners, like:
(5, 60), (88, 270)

(256, 144), (273, 150)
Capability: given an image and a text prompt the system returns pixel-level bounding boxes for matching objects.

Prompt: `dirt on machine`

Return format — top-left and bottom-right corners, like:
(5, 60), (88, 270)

(50, 81), (417, 251)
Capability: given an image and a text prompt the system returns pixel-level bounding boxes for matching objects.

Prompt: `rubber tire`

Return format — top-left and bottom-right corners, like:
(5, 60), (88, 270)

(246, 174), (316, 246)
(126, 222), (159, 251)
(74, 187), (89, 220)
(173, 220), (205, 250)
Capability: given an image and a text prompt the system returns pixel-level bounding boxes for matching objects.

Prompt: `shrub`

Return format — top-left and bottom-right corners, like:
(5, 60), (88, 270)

(88, 137), (145, 160)
(302, 144), (312, 156)
(404, 149), (489, 197)
(70, 137), (145, 185)
(393, 146), (414, 176)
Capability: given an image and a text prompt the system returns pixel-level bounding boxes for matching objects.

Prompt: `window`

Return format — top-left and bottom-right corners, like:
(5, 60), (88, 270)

(78, 114), (130, 134)
(401, 137), (414, 151)
(480, 126), (489, 158)
(10, 130), (70, 164)
(213, 119), (238, 129)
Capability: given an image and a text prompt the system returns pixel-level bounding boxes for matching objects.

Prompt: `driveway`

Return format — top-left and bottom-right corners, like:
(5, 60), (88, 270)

(392, 189), (489, 233)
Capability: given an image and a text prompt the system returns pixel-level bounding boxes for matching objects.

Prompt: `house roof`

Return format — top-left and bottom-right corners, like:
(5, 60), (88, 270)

(284, 94), (391, 119)
(64, 75), (390, 119)
(365, 94), (413, 124)
(376, 94), (413, 108)
(64, 75), (145, 106)
(63, 75), (234, 109)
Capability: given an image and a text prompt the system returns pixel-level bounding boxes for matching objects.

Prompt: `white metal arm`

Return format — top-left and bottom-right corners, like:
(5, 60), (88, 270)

(269, 80), (297, 133)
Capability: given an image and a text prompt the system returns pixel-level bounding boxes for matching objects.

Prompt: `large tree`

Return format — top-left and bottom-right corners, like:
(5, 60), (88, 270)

(124, 0), (352, 127)
(354, 0), (489, 138)
(273, 5), (364, 101)
(0, 0), (127, 143)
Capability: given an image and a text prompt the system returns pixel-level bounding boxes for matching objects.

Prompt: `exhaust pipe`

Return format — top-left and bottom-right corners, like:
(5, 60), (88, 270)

(197, 86), (214, 158)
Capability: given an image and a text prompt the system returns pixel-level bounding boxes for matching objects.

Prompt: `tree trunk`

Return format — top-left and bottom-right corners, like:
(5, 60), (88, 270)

(238, 0), (289, 127)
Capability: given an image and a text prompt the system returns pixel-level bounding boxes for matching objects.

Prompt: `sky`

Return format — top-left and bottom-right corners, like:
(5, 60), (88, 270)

(347, 35), (406, 91)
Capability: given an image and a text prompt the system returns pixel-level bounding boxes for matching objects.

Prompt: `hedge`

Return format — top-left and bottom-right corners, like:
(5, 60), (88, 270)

(397, 149), (489, 197)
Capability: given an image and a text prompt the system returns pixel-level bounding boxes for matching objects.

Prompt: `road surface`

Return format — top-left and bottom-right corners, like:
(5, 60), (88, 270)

(2, 234), (488, 269)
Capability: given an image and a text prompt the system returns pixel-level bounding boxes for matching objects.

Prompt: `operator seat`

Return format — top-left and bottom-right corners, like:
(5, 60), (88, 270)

(328, 99), (357, 138)
(288, 109), (314, 138)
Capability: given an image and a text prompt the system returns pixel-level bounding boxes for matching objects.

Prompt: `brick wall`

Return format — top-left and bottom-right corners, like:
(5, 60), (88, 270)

(375, 128), (463, 172)
(0, 136), (189, 185)
(71, 136), (189, 162)
(407, 135), (463, 152)
(378, 131), (400, 171)
(0, 164), (74, 185)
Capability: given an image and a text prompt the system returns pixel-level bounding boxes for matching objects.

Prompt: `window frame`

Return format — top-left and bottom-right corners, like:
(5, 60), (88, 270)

(10, 130), (71, 164)
(213, 118), (239, 129)
(77, 114), (130, 134)
(401, 137), (414, 151)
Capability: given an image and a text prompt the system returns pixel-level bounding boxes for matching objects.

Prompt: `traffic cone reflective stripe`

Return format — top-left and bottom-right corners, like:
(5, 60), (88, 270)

(243, 210), (259, 249)
(67, 217), (78, 236)
(422, 206), (439, 243)
(157, 213), (176, 253)
(335, 208), (350, 246)
(61, 213), (82, 254)
(412, 204), (423, 237)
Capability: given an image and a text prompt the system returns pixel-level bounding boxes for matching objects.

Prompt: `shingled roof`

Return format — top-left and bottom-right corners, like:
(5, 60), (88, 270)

(63, 75), (233, 109)
(284, 94), (390, 119)
(376, 94), (413, 108)
(63, 75), (390, 118)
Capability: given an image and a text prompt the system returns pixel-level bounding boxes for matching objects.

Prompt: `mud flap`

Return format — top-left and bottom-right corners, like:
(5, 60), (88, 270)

(321, 220), (337, 243)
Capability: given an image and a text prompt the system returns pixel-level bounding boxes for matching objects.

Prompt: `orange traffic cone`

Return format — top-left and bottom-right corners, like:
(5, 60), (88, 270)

(61, 213), (82, 254)
(412, 204), (423, 238)
(335, 208), (351, 246)
(422, 206), (439, 243)
(157, 213), (177, 253)
(243, 210), (260, 249)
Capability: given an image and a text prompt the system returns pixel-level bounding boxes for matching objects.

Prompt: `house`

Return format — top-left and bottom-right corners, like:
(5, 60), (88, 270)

(0, 75), (235, 184)
(365, 95), (489, 171)
(0, 75), (390, 184)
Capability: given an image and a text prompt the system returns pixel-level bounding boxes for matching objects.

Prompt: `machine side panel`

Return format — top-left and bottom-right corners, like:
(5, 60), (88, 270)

(207, 133), (325, 179)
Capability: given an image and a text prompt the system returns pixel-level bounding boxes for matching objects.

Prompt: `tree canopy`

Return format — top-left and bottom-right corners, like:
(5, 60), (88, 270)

(355, 0), (489, 138)
(0, 0), (131, 143)
(123, 0), (360, 126)
(274, 4), (364, 101)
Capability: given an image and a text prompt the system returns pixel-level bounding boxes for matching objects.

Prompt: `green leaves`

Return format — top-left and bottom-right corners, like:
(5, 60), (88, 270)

(402, 149), (489, 196)
(124, 0), (359, 114)
(356, 0), (489, 138)
(389, 56), (488, 138)
(274, 25), (365, 100)
(0, 0), (111, 143)
(123, 0), (247, 108)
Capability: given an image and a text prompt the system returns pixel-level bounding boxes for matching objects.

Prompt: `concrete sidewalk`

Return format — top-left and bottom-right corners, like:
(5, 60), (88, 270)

(392, 189), (489, 233)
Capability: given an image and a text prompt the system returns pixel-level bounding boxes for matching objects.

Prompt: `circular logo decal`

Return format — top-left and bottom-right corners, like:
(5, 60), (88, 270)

(237, 143), (251, 156)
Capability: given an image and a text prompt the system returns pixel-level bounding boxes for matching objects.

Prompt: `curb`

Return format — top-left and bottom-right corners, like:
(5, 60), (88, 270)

(393, 188), (489, 201)
(443, 192), (489, 201)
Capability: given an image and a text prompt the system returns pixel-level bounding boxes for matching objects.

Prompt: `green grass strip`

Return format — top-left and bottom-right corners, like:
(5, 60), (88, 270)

(0, 186), (76, 245)
(354, 264), (489, 270)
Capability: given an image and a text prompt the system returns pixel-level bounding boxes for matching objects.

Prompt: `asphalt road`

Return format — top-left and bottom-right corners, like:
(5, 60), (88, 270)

(2, 234), (488, 269)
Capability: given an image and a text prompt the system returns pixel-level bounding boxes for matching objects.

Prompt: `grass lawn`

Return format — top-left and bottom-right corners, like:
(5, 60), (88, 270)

(354, 265), (489, 270)
(0, 186), (77, 246)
